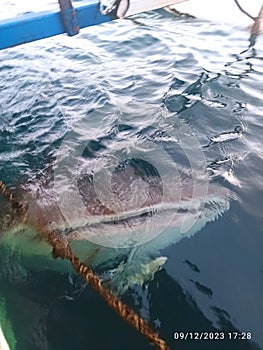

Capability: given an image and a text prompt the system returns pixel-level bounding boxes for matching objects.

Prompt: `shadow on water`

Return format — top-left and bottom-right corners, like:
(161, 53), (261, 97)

(0, 269), (152, 350)
(1, 265), (261, 350)
(147, 269), (261, 350)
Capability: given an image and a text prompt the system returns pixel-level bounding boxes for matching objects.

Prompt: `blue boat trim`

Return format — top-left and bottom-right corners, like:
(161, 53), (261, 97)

(0, 1), (111, 50)
(0, 0), (186, 50)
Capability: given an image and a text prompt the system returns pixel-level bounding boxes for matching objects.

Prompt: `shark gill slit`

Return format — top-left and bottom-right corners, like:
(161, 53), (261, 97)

(0, 179), (171, 350)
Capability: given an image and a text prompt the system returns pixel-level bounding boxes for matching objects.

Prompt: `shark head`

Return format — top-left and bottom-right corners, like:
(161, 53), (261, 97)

(0, 156), (232, 275)
(3, 155), (231, 267)
(0, 127), (235, 350)
(0, 120), (235, 292)
(9, 154), (230, 249)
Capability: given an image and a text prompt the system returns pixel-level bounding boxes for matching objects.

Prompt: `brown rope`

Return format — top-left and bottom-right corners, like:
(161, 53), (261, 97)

(0, 180), (27, 220)
(0, 180), (171, 350)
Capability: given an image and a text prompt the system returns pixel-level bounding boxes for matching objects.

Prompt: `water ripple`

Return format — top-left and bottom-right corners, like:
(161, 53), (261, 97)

(0, 6), (263, 350)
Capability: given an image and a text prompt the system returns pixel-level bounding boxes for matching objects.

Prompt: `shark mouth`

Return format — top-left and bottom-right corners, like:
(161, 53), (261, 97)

(64, 189), (230, 247)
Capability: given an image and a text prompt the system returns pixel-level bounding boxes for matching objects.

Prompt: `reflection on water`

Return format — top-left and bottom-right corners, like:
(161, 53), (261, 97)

(0, 5), (263, 350)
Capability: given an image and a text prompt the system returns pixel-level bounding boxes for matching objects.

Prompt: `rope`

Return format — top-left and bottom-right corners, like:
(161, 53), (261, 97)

(233, 0), (255, 20)
(0, 180), (27, 219)
(0, 179), (171, 350)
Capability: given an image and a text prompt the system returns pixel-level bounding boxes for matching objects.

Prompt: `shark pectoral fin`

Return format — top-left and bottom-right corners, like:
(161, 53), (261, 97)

(127, 256), (168, 286)
(111, 256), (168, 295)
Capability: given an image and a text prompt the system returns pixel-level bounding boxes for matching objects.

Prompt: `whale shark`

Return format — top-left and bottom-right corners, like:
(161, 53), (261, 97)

(0, 154), (233, 350)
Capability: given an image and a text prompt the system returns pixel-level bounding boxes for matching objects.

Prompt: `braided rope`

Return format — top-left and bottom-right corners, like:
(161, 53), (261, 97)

(0, 180), (171, 350)
(0, 180), (27, 220)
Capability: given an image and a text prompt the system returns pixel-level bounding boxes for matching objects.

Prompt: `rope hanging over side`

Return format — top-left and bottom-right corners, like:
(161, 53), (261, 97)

(233, 0), (255, 20)
(0, 179), (171, 350)
(49, 230), (170, 350)
(0, 180), (27, 219)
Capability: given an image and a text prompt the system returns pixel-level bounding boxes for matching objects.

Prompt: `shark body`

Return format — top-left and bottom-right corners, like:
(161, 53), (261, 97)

(0, 161), (232, 284)
(0, 159), (233, 350)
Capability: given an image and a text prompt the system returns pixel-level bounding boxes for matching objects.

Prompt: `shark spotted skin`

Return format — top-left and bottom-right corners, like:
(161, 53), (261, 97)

(0, 165), (232, 285)
(0, 166), (233, 349)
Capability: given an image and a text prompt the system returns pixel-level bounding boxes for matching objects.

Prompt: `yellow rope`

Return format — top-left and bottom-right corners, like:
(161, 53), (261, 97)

(0, 179), (171, 350)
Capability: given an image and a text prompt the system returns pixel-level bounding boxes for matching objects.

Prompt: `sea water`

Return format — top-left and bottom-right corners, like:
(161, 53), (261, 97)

(0, 2), (262, 350)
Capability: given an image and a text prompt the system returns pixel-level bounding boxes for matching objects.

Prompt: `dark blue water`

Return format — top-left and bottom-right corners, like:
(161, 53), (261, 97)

(0, 4), (263, 350)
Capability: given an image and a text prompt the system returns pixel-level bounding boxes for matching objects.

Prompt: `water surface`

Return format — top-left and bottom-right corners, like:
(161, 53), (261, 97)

(0, 3), (262, 350)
